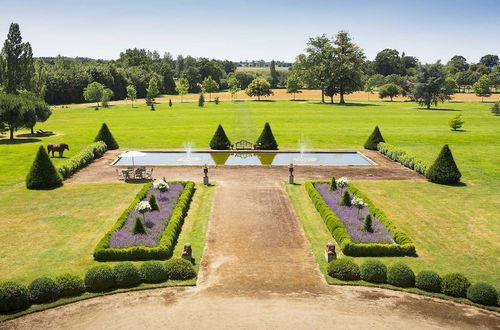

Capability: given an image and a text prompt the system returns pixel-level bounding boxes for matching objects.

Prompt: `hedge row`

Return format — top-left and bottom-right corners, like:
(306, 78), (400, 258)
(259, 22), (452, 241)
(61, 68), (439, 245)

(94, 181), (195, 261)
(0, 258), (196, 314)
(327, 258), (499, 307)
(305, 181), (415, 257)
(58, 141), (108, 179)
(377, 142), (427, 175)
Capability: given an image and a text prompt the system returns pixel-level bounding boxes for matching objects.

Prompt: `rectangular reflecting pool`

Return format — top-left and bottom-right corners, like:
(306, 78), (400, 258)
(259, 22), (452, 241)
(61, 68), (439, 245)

(112, 151), (374, 166)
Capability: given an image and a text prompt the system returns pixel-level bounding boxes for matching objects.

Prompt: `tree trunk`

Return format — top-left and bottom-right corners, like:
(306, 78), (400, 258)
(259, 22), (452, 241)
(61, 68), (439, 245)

(330, 95), (333, 104)
(293, 92), (295, 100)
(390, 96), (393, 102)
(9, 126), (14, 140)
(427, 103), (431, 109)
(339, 92), (345, 104)
(258, 95), (260, 101)
(321, 87), (325, 103)
(31, 127), (34, 134)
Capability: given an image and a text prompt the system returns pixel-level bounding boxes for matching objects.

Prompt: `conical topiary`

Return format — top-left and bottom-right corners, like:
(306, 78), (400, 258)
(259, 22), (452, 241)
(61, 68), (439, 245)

(339, 191), (352, 207)
(363, 214), (373, 233)
(149, 194), (160, 211)
(198, 93), (205, 107)
(255, 122), (278, 150)
(425, 144), (461, 184)
(169, 99), (173, 107)
(330, 176), (337, 190)
(26, 146), (63, 189)
(94, 123), (119, 150)
(209, 124), (231, 150)
(133, 217), (146, 235)
(364, 126), (385, 150)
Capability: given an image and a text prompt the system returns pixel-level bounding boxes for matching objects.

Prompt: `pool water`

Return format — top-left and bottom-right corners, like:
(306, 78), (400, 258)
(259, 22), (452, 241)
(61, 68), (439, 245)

(112, 151), (374, 166)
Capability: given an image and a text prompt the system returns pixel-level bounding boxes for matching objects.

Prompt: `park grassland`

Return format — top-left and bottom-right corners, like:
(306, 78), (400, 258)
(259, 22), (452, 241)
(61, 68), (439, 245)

(0, 99), (498, 289)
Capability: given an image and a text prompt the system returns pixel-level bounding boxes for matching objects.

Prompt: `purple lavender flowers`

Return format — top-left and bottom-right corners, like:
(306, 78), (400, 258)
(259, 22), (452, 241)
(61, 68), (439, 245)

(314, 183), (394, 244)
(109, 183), (184, 248)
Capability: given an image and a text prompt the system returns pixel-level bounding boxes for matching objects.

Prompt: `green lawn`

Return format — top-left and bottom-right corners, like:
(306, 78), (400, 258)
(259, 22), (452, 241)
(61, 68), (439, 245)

(0, 99), (498, 288)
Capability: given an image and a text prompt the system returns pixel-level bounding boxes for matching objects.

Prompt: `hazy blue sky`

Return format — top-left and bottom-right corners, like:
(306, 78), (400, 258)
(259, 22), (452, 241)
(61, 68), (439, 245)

(1, 0), (499, 63)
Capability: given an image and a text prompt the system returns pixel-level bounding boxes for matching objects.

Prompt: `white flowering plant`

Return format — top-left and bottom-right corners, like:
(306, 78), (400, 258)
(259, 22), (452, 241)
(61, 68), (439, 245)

(136, 201), (152, 220)
(351, 196), (367, 219)
(153, 178), (169, 192)
(337, 177), (349, 194)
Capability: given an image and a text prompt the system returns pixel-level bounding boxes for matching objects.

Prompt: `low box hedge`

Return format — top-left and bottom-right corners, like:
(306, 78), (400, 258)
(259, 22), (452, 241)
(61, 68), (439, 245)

(305, 181), (415, 257)
(58, 141), (107, 179)
(93, 181), (195, 261)
(377, 142), (427, 175)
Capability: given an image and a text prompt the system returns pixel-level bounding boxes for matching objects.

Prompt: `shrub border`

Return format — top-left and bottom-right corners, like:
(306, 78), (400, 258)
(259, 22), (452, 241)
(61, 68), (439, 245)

(305, 181), (415, 257)
(93, 181), (195, 261)
(377, 142), (427, 175)
(57, 141), (108, 179)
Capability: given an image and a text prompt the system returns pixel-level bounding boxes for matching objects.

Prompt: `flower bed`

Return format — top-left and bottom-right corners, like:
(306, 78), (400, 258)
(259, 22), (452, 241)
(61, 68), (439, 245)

(305, 180), (415, 257)
(94, 181), (195, 261)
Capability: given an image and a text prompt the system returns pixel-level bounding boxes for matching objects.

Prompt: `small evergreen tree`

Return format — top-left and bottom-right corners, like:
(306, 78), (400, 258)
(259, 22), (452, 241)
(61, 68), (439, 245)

(198, 93), (205, 107)
(339, 191), (352, 207)
(26, 146), (63, 189)
(425, 144), (461, 184)
(255, 122), (278, 150)
(448, 114), (464, 131)
(169, 98), (173, 107)
(363, 214), (374, 233)
(364, 126), (385, 150)
(490, 102), (500, 116)
(214, 96), (220, 105)
(209, 124), (231, 150)
(94, 123), (119, 150)
(133, 217), (146, 235)
(149, 194), (160, 211)
(330, 176), (337, 190)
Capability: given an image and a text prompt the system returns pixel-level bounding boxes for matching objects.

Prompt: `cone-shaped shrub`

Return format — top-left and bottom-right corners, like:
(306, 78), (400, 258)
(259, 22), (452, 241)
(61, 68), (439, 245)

(330, 176), (337, 190)
(94, 123), (119, 150)
(362, 214), (373, 233)
(339, 191), (352, 207)
(169, 98), (173, 107)
(198, 93), (205, 107)
(364, 126), (385, 150)
(133, 217), (146, 235)
(209, 124), (231, 150)
(26, 146), (63, 190)
(255, 122), (278, 150)
(149, 194), (160, 211)
(425, 144), (461, 184)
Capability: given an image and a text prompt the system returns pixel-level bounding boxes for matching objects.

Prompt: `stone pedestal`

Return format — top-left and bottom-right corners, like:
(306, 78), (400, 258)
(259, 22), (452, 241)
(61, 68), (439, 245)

(203, 176), (209, 185)
(288, 175), (294, 184)
(181, 243), (193, 262)
(325, 243), (337, 262)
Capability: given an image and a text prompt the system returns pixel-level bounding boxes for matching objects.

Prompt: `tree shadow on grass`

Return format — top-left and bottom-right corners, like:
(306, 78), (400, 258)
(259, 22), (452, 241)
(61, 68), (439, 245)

(250, 99), (276, 102)
(0, 138), (41, 145)
(415, 107), (462, 111)
(315, 102), (380, 107)
(450, 129), (467, 132)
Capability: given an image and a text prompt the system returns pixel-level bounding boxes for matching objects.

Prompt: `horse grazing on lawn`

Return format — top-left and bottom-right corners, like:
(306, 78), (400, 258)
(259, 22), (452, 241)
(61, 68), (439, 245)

(47, 144), (69, 157)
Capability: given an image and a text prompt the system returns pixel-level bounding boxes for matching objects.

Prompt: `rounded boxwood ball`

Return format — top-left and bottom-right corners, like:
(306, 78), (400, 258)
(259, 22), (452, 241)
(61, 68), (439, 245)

(467, 282), (497, 306)
(327, 258), (360, 281)
(360, 260), (387, 284)
(84, 265), (116, 292)
(55, 273), (85, 297)
(114, 263), (141, 288)
(0, 281), (31, 313)
(441, 273), (470, 298)
(387, 262), (415, 288)
(28, 277), (60, 304)
(415, 270), (442, 293)
(164, 258), (197, 280)
(139, 261), (168, 283)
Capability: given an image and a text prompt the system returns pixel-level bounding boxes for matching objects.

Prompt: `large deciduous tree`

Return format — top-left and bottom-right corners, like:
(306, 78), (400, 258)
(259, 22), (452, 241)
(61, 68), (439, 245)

(269, 60), (280, 88)
(175, 77), (189, 103)
(227, 76), (240, 102)
(409, 62), (452, 109)
(202, 76), (219, 101)
(286, 73), (302, 100)
(0, 23), (34, 94)
(473, 75), (492, 102)
(373, 49), (402, 76)
(245, 78), (273, 101)
(378, 83), (402, 101)
(0, 93), (24, 139)
(83, 82), (105, 109)
(146, 76), (159, 110)
(479, 54), (499, 68)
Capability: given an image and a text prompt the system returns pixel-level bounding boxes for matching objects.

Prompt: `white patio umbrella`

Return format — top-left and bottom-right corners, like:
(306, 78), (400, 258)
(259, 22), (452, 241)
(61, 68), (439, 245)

(119, 151), (147, 170)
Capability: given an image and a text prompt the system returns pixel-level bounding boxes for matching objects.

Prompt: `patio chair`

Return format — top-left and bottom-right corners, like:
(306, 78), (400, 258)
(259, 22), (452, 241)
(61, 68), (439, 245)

(36, 129), (54, 135)
(145, 167), (154, 179)
(116, 169), (124, 180)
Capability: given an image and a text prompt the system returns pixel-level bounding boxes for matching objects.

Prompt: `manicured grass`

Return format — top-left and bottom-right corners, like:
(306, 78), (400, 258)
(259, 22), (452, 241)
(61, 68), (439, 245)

(0, 99), (498, 291)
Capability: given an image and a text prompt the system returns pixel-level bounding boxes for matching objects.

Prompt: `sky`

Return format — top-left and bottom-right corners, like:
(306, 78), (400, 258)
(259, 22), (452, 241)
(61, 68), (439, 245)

(1, 0), (499, 64)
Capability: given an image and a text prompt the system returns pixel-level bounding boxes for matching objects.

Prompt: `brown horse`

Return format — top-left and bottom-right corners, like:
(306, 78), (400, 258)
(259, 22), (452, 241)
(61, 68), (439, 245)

(47, 144), (69, 157)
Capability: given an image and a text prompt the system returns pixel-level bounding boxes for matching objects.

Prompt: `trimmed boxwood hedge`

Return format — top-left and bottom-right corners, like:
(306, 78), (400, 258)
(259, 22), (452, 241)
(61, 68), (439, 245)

(415, 270), (442, 293)
(0, 282), (31, 313)
(140, 261), (169, 283)
(387, 262), (415, 288)
(84, 265), (116, 292)
(114, 263), (142, 288)
(442, 273), (470, 298)
(55, 273), (85, 297)
(94, 181), (195, 261)
(360, 260), (387, 284)
(467, 282), (498, 306)
(305, 181), (415, 257)
(27, 277), (60, 304)
(164, 258), (197, 280)
(377, 142), (427, 175)
(327, 258), (360, 281)
(58, 141), (107, 179)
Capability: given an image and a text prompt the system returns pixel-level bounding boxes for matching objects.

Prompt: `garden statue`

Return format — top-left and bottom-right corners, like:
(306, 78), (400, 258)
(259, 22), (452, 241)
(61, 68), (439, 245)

(288, 163), (294, 184)
(182, 243), (193, 262)
(325, 243), (336, 262)
(47, 143), (69, 157)
(203, 164), (209, 185)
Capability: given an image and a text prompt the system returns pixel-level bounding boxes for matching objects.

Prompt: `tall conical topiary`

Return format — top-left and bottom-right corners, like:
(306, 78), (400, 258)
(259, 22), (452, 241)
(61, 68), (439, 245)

(255, 122), (278, 150)
(26, 146), (63, 189)
(149, 194), (160, 211)
(198, 93), (205, 107)
(425, 144), (461, 184)
(94, 123), (119, 150)
(133, 217), (146, 235)
(339, 191), (352, 207)
(364, 126), (385, 150)
(363, 214), (373, 233)
(209, 124), (231, 150)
